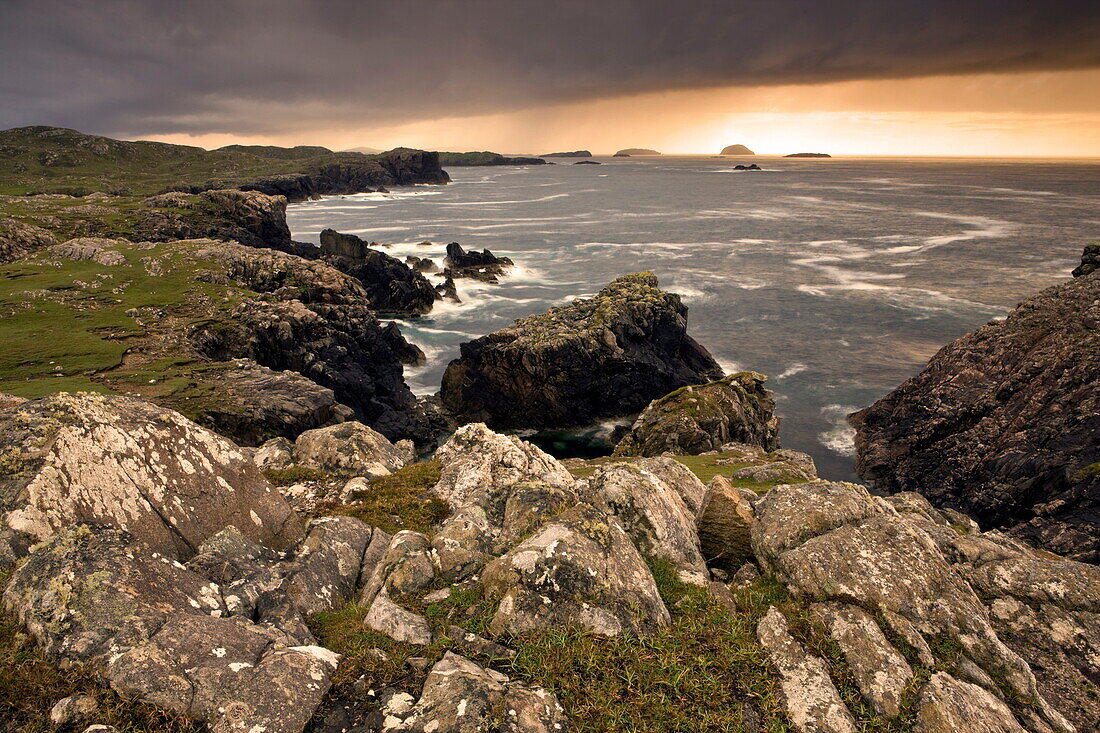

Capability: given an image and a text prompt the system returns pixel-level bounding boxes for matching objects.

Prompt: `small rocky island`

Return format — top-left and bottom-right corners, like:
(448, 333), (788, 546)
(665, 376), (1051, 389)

(720, 144), (755, 155)
(785, 152), (831, 157)
(615, 148), (661, 156)
(540, 150), (592, 157)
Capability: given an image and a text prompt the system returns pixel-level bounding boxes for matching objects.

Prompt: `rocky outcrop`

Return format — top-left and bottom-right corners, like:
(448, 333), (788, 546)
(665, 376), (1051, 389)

(752, 480), (1088, 732)
(234, 149), (450, 202)
(442, 241), (513, 282)
(613, 372), (779, 457)
(319, 228), (439, 315)
(0, 216), (55, 262)
(732, 163), (762, 171)
(1072, 242), (1099, 277)
(441, 272), (724, 430)
(0, 392), (303, 561)
(720, 144), (755, 155)
(851, 270), (1100, 561)
(695, 475), (756, 572)
(189, 241), (435, 444)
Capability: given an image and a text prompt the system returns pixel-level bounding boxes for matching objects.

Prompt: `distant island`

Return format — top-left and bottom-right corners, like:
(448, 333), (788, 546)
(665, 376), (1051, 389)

(784, 152), (831, 158)
(540, 150), (592, 157)
(435, 151), (547, 166)
(720, 144), (755, 155)
(343, 145), (382, 154)
(615, 148), (661, 156)
(574, 160), (601, 165)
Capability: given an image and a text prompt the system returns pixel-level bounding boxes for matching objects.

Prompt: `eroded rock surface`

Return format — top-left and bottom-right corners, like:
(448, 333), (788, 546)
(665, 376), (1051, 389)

(441, 272), (723, 430)
(292, 421), (414, 478)
(0, 392), (303, 559)
(319, 228), (439, 316)
(851, 270), (1100, 562)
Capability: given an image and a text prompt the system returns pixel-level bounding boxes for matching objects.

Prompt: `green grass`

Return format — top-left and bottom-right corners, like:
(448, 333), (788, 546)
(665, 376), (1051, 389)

(263, 465), (327, 486)
(321, 460), (450, 534)
(0, 573), (200, 733)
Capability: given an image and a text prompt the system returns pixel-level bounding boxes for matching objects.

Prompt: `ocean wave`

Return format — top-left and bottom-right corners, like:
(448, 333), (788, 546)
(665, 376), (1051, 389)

(777, 363), (808, 379)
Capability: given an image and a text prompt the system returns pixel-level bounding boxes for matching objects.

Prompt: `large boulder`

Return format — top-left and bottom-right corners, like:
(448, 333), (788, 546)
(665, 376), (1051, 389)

(292, 421), (414, 478)
(0, 392), (303, 560)
(440, 272), (724, 430)
(319, 228), (439, 315)
(695, 475), (756, 571)
(850, 270), (1100, 562)
(614, 372), (780, 456)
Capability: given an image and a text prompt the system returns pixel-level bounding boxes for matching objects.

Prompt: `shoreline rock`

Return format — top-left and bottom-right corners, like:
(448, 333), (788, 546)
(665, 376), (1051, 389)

(440, 272), (724, 430)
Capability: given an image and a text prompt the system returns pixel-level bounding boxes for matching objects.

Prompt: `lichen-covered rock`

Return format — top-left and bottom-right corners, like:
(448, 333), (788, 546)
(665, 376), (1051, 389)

(363, 591), (434, 645)
(482, 502), (670, 636)
(3, 525), (224, 665)
(756, 607), (857, 733)
(915, 672), (1026, 732)
(588, 462), (708, 584)
(695, 475), (756, 572)
(752, 481), (1074, 733)
(614, 372), (780, 457)
(811, 603), (913, 718)
(107, 612), (338, 733)
(292, 421), (413, 478)
(358, 530), (436, 606)
(850, 270), (1100, 562)
(49, 694), (99, 727)
(283, 516), (375, 615)
(0, 392), (303, 560)
(0, 216), (55, 263)
(319, 228), (439, 316)
(387, 652), (567, 733)
(441, 272), (723, 430)
(254, 436), (295, 470)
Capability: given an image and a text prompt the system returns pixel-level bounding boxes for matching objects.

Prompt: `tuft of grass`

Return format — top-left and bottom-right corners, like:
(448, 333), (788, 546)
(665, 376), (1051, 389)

(0, 573), (200, 733)
(262, 465), (327, 486)
(321, 460), (449, 534)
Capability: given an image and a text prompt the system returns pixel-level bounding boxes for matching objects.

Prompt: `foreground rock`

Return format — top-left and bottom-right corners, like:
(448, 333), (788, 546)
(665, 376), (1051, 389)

(319, 228), (439, 315)
(0, 392), (303, 561)
(1072, 242), (1099, 278)
(753, 480), (1084, 732)
(291, 421), (414, 478)
(851, 269), (1100, 561)
(614, 372), (780, 456)
(441, 272), (724, 430)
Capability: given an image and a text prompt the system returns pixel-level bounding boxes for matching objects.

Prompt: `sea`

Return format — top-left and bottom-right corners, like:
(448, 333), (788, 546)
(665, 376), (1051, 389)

(286, 155), (1100, 480)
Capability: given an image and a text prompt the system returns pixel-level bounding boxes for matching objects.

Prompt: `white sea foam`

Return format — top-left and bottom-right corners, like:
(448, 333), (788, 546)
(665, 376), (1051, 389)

(818, 404), (859, 456)
(777, 363), (808, 379)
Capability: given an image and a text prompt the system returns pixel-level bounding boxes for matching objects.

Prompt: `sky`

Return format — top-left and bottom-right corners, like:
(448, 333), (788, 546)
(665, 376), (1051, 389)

(1, 0), (1099, 156)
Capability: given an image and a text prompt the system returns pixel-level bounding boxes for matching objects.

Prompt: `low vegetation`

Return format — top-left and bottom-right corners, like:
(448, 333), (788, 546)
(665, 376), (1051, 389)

(322, 460), (450, 534)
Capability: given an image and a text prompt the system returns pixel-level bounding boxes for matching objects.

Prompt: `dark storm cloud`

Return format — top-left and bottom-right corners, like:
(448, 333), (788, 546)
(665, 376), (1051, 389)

(1, 0), (1099, 136)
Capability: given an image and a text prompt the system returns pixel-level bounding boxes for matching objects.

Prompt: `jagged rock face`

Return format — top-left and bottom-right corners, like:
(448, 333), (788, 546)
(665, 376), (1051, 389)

(0, 217), (55, 262)
(190, 242), (434, 444)
(753, 480), (1080, 732)
(441, 272), (724, 430)
(851, 271), (1100, 562)
(695, 475), (756, 572)
(0, 392), (303, 560)
(614, 372), (780, 457)
(195, 188), (292, 246)
(319, 228), (439, 315)
(131, 189), (300, 252)
(239, 149), (449, 201)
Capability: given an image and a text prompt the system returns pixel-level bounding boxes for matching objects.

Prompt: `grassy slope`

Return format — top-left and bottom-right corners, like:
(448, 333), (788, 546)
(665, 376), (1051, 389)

(0, 126), (388, 196)
(0, 238), (252, 421)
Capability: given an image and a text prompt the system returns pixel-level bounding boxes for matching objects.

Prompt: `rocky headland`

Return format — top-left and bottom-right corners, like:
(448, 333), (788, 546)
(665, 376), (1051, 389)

(851, 249), (1100, 562)
(440, 272), (724, 430)
(434, 151), (547, 167)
